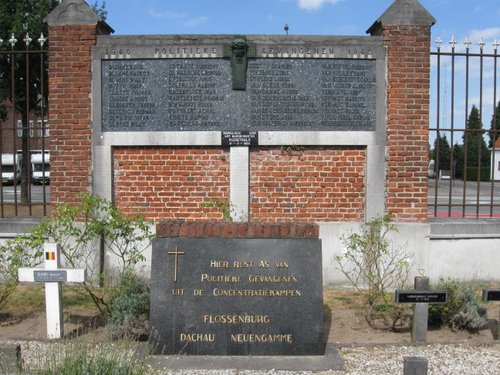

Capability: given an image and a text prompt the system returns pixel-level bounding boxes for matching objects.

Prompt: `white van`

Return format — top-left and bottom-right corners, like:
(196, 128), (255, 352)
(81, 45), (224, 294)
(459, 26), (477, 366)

(31, 153), (50, 185)
(1, 154), (21, 185)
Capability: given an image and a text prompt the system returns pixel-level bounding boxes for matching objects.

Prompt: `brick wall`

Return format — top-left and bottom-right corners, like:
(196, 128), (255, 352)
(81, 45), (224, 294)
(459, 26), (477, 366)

(113, 147), (230, 221)
(48, 25), (98, 204)
(382, 25), (431, 222)
(0, 116), (18, 154)
(250, 147), (366, 222)
(113, 146), (366, 223)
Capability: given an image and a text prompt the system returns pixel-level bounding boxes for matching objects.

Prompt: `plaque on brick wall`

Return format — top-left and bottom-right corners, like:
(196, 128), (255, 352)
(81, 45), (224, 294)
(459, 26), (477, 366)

(222, 131), (258, 146)
(101, 59), (376, 132)
(150, 237), (324, 356)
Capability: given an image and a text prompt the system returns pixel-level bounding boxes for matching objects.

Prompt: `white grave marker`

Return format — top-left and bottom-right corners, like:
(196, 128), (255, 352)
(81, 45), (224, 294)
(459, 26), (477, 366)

(18, 243), (86, 339)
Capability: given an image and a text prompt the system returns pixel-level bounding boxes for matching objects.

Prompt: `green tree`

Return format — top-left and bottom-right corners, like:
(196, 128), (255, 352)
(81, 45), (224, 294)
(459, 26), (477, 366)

(463, 105), (490, 179)
(453, 143), (464, 179)
(489, 101), (500, 148)
(432, 133), (451, 174)
(91, 0), (108, 20)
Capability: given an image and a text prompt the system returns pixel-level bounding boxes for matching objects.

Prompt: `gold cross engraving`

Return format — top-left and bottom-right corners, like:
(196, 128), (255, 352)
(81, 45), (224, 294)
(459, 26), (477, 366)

(168, 247), (185, 282)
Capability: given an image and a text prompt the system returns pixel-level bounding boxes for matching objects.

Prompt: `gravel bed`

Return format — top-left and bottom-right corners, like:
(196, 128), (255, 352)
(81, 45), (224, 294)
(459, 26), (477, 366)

(2, 341), (499, 374)
(156, 344), (500, 375)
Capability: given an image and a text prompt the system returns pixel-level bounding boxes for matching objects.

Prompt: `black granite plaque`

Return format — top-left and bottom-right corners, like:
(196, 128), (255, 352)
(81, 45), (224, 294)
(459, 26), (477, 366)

(150, 237), (324, 356)
(483, 289), (500, 302)
(101, 59), (376, 132)
(222, 131), (258, 146)
(396, 291), (448, 304)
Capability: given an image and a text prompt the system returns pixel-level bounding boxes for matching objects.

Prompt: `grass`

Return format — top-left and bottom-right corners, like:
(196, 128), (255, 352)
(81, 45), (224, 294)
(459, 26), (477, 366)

(1, 284), (99, 316)
(31, 341), (154, 375)
(323, 288), (365, 310)
(11, 336), (159, 374)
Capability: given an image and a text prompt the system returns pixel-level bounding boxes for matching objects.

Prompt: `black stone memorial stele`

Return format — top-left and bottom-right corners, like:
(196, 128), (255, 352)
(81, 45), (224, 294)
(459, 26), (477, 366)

(150, 236), (324, 356)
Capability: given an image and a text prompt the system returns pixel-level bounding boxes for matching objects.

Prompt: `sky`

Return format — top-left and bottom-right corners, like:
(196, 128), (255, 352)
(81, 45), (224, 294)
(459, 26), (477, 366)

(104, 0), (500, 50)
(103, 0), (500, 139)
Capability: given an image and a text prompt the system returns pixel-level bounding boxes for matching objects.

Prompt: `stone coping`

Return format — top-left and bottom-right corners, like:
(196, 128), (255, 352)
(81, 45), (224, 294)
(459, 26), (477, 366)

(156, 221), (319, 239)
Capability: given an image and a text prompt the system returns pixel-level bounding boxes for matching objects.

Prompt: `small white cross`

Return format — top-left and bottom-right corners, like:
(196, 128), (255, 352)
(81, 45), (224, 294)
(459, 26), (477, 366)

(18, 243), (86, 339)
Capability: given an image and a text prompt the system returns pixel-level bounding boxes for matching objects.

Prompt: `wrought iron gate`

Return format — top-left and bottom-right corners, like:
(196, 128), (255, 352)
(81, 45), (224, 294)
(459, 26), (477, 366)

(0, 33), (50, 217)
(429, 37), (500, 218)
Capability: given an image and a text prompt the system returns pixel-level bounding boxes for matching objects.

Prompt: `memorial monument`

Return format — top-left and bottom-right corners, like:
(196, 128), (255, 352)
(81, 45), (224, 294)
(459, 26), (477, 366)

(93, 19), (384, 358)
(45, 0), (437, 359)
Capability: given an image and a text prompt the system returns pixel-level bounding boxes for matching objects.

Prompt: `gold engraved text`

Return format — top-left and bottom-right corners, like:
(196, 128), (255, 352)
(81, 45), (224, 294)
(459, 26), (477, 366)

(230, 333), (293, 343)
(179, 333), (215, 342)
(201, 274), (242, 283)
(203, 315), (270, 324)
(248, 275), (297, 283)
(213, 289), (301, 297)
(210, 260), (229, 268)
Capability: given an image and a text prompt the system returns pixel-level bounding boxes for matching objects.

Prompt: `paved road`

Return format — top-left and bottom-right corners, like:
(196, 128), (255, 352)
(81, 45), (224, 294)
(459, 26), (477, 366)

(0, 184), (51, 203)
(428, 178), (500, 217)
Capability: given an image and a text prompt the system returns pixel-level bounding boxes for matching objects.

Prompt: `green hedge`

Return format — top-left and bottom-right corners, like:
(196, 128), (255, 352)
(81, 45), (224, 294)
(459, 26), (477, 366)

(465, 167), (491, 182)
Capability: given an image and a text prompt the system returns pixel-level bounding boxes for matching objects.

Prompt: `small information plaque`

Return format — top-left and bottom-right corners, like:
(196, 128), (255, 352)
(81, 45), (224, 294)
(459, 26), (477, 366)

(222, 131), (258, 147)
(483, 289), (500, 302)
(33, 270), (67, 283)
(396, 291), (448, 304)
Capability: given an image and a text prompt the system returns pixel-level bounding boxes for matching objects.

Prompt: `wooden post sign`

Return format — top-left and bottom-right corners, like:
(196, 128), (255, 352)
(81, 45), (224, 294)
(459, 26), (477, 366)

(18, 243), (86, 339)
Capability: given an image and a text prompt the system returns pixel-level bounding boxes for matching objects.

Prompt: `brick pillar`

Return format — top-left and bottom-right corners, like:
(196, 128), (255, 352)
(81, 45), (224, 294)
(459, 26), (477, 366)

(368, 0), (435, 223)
(45, 0), (113, 205)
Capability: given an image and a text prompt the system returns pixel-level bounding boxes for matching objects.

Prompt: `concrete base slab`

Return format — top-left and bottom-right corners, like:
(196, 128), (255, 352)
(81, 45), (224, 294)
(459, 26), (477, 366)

(149, 344), (344, 372)
(0, 344), (20, 373)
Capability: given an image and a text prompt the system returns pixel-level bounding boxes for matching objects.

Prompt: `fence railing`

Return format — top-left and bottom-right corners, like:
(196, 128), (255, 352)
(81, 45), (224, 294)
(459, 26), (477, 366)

(429, 36), (500, 218)
(0, 33), (50, 218)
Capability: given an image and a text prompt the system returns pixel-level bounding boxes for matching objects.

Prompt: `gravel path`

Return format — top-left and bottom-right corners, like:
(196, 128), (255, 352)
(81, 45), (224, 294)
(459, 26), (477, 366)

(155, 344), (500, 375)
(3, 341), (498, 374)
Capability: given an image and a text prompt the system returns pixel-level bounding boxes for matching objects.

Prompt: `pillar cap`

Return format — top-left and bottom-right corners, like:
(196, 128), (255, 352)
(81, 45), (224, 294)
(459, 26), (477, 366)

(367, 0), (436, 35)
(45, 0), (113, 33)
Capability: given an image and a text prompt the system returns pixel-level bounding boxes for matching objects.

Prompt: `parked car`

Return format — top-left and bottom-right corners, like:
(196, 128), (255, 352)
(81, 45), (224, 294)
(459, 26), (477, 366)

(31, 152), (50, 185)
(1, 153), (21, 185)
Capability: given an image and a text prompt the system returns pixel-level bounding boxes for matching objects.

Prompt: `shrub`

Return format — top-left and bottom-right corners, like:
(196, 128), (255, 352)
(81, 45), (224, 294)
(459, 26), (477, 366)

(107, 271), (150, 341)
(429, 278), (487, 332)
(0, 194), (154, 317)
(0, 230), (45, 310)
(336, 213), (413, 331)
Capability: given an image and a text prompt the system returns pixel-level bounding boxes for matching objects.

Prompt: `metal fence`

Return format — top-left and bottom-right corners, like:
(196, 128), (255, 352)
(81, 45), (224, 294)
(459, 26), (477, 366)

(429, 37), (500, 218)
(0, 33), (50, 218)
